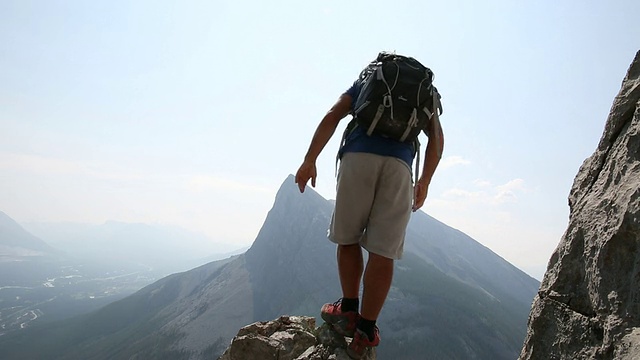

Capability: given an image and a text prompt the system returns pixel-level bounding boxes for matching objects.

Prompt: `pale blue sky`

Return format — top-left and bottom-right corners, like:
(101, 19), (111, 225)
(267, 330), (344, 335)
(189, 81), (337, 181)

(1, 0), (638, 279)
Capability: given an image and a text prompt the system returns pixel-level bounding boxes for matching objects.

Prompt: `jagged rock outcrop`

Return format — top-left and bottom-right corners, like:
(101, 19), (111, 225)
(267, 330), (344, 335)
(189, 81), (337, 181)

(519, 51), (640, 359)
(218, 316), (375, 360)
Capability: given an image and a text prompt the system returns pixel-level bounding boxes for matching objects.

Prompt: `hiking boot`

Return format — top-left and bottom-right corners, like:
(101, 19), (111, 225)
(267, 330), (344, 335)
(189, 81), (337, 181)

(347, 326), (380, 359)
(320, 299), (359, 337)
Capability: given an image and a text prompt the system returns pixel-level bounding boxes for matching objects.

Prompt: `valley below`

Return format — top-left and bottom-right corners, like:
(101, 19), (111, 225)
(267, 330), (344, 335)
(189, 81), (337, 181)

(0, 257), (161, 336)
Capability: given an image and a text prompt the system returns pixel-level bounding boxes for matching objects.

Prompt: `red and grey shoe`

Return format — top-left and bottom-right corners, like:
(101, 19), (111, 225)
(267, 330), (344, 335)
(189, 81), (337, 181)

(347, 326), (380, 359)
(320, 299), (360, 337)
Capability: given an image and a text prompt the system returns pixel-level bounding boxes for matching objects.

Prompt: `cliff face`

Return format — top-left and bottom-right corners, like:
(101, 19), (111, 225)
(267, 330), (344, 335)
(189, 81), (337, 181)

(519, 51), (640, 359)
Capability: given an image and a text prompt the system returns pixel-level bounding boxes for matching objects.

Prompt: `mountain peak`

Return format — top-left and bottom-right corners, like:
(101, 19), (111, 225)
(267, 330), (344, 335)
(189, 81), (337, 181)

(274, 174), (322, 202)
(265, 174), (332, 229)
(0, 211), (55, 253)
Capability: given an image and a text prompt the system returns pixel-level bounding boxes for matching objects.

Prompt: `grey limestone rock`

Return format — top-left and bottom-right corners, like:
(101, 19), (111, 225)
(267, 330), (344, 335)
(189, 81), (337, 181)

(218, 315), (375, 360)
(519, 50), (640, 359)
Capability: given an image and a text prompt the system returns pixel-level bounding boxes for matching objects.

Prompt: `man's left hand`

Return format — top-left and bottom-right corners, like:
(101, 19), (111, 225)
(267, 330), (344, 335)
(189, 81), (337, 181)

(413, 181), (429, 212)
(295, 161), (317, 193)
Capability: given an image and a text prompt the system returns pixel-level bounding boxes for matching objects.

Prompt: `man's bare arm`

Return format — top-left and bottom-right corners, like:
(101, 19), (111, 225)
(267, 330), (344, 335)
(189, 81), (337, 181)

(295, 94), (353, 193)
(413, 115), (444, 211)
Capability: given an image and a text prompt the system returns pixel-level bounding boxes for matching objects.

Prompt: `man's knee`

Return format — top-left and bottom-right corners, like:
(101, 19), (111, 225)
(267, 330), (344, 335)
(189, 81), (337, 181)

(338, 244), (362, 257)
(368, 252), (394, 265)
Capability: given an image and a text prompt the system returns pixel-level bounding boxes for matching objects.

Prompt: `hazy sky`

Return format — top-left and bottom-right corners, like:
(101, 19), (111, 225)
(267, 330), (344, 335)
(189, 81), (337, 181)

(1, 0), (639, 279)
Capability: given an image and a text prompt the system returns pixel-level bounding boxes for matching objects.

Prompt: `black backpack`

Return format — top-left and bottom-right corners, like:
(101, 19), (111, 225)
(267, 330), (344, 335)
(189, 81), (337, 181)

(351, 52), (442, 143)
(337, 52), (444, 189)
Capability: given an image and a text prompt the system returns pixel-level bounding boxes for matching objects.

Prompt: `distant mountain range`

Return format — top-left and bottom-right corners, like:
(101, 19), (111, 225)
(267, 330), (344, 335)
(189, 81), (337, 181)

(0, 211), (58, 257)
(0, 176), (540, 360)
(22, 220), (242, 271)
(0, 211), (245, 338)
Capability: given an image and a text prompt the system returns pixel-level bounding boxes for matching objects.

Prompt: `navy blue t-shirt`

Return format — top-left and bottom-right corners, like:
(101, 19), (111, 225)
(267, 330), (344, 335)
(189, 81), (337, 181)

(340, 81), (415, 167)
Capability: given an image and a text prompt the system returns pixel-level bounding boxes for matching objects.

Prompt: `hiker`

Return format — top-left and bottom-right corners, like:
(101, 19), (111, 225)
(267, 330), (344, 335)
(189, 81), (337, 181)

(295, 52), (444, 359)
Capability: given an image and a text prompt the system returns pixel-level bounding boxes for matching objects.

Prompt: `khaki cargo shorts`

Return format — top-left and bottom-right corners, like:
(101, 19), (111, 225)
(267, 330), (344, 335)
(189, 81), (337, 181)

(328, 152), (413, 260)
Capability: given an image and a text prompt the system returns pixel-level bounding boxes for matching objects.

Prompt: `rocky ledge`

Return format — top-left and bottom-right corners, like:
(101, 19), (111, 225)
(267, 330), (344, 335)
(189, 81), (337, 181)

(218, 315), (375, 360)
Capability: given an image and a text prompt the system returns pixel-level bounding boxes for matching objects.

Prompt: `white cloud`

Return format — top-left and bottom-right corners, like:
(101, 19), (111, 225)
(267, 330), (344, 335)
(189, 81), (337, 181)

(442, 188), (485, 200)
(439, 178), (528, 207)
(493, 179), (527, 204)
(494, 190), (518, 204)
(473, 179), (492, 188)
(439, 155), (471, 169)
(496, 178), (526, 193)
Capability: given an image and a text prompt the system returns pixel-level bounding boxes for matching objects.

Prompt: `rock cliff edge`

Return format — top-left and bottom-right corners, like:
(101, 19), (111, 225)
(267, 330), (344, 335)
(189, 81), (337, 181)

(519, 50), (640, 359)
(218, 316), (375, 360)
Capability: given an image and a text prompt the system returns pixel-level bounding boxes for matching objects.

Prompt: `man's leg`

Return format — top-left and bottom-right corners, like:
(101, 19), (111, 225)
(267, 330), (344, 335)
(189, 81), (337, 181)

(320, 244), (362, 337)
(347, 251), (392, 357)
(337, 244), (364, 299)
(360, 252), (393, 321)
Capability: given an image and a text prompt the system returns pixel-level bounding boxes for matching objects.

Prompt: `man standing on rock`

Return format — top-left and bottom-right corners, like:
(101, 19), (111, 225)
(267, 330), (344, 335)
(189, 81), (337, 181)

(295, 52), (444, 359)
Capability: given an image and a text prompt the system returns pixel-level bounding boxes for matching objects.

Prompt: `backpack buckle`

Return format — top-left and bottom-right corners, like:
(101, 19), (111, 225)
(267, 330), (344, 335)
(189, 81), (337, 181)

(383, 94), (392, 108)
